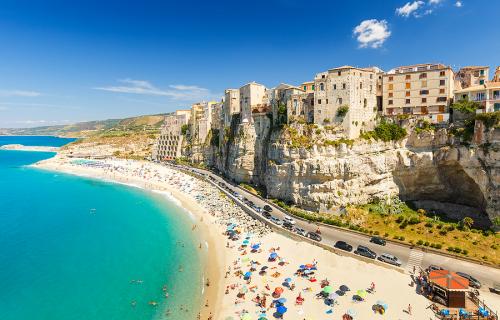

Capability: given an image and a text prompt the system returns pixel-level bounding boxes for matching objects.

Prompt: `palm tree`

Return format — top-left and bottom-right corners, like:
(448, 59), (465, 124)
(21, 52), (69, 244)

(462, 217), (474, 229)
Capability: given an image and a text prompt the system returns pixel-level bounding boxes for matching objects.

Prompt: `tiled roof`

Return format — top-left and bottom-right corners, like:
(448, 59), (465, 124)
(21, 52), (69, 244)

(429, 270), (469, 291)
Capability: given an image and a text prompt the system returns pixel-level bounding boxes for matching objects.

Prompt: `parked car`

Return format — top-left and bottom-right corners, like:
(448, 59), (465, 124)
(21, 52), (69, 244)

(456, 272), (481, 289)
(255, 206), (263, 213)
(262, 212), (272, 219)
(334, 241), (353, 252)
(270, 216), (282, 225)
(427, 265), (444, 272)
(306, 232), (322, 242)
(294, 227), (306, 236)
(284, 216), (296, 225)
(354, 245), (376, 259)
(282, 221), (293, 230)
(370, 236), (386, 246)
(378, 253), (402, 267)
(263, 205), (273, 212)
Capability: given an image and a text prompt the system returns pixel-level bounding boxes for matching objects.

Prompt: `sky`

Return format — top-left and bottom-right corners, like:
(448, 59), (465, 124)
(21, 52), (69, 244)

(0, 0), (499, 128)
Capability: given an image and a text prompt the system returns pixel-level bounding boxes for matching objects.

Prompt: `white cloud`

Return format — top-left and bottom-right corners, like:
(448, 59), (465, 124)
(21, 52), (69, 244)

(353, 19), (391, 49)
(396, 1), (424, 17)
(0, 90), (41, 97)
(455, 1), (463, 7)
(94, 79), (220, 101)
(429, 0), (443, 4)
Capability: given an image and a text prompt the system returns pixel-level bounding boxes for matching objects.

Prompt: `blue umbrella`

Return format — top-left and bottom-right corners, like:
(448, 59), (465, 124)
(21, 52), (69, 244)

(276, 305), (287, 314)
(244, 271), (252, 278)
(252, 244), (260, 250)
(299, 265), (306, 269)
(269, 253), (278, 259)
(278, 298), (287, 304)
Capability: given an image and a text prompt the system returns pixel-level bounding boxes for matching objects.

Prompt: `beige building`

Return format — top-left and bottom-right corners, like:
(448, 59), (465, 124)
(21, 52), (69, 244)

(154, 110), (191, 161)
(196, 101), (217, 144)
(493, 67), (500, 82)
(314, 66), (379, 138)
(454, 82), (500, 113)
(455, 66), (489, 89)
(239, 82), (267, 124)
(222, 89), (240, 126)
(287, 81), (315, 123)
(382, 63), (454, 124)
(211, 101), (223, 130)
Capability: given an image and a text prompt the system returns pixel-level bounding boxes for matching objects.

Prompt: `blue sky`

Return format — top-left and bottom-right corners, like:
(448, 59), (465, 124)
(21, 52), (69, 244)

(0, 0), (498, 127)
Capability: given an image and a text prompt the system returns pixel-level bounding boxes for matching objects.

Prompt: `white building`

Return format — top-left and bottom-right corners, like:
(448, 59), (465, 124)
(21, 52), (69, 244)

(154, 110), (191, 161)
(239, 82), (267, 124)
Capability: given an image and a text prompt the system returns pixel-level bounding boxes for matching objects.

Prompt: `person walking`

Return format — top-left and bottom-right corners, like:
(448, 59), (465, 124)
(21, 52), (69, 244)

(408, 304), (412, 315)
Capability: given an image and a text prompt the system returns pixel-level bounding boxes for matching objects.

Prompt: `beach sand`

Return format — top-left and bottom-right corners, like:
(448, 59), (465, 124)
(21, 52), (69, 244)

(34, 156), (500, 320)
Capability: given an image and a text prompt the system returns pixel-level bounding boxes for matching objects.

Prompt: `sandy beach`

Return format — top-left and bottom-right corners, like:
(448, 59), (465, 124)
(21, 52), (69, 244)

(33, 155), (500, 320)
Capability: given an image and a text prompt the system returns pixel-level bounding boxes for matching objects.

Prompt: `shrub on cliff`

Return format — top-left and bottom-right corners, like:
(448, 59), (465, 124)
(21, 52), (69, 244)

(336, 105), (349, 117)
(475, 111), (500, 129)
(451, 98), (482, 114)
(374, 121), (407, 141)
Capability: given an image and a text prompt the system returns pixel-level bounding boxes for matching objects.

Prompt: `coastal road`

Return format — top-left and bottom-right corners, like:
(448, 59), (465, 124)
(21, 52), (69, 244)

(167, 164), (500, 291)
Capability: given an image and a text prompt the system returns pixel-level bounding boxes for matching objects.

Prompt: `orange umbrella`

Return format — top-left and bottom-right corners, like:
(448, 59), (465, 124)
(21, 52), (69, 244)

(274, 287), (284, 294)
(429, 270), (469, 290)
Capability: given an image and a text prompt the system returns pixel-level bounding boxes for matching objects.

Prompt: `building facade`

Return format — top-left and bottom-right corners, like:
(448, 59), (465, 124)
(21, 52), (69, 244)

(314, 66), (379, 138)
(382, 63), (454, 124)
(222, 89), (240, 127)
(239, 82), (267, 124)
(454, 82), (500, 113)
(455, 66), (489, 89)
(154, 110), (191, 161)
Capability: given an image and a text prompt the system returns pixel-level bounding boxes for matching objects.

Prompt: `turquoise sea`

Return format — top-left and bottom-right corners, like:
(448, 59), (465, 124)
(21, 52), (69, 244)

(0, 136), (203, 320)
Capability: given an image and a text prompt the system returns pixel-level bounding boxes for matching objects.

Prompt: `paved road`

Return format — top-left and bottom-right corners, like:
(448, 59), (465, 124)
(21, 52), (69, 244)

(168, 163), (500, 290)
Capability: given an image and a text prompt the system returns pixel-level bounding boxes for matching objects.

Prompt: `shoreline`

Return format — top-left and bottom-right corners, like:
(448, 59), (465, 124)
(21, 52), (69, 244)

(33, 156), (226, 320)
(0, 144), (60, 152)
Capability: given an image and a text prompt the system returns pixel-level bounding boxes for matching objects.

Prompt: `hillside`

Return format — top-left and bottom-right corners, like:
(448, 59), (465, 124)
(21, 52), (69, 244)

(0, 114), (167, 138)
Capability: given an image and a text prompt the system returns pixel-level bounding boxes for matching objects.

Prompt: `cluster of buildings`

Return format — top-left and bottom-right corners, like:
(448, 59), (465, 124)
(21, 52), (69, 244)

(153, 64), (500, 161)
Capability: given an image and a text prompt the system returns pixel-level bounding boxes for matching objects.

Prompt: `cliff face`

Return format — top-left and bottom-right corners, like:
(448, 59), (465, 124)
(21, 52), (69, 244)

(204, 121), (499, 227)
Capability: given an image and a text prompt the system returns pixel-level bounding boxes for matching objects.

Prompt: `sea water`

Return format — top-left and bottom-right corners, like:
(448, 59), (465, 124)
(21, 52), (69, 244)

(0, 136), (203, 320)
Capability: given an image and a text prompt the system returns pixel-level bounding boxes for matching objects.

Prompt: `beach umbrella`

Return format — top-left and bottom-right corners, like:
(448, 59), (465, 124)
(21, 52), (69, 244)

(251, 244), (260, 250)
(347, 309), (357, 317)
(244, 271), (252, 278)
(356, 289), (367, 298)
(276, 305), (287, 314)
(322, 286), (333, 294)
(299, 264), (306, 269)
(269, 253), (278, 260)
(261, 266), (268, 270)
(241, 314), (252, 320)
(258, 317), (267, 320)
(340, 285), (350, 292)
(328, 293), (339, 300)
(376, 300), (388, 310)
(278, 298), (287, 304)
(242, 257), (250, 263)
(284, 278), (292, 282)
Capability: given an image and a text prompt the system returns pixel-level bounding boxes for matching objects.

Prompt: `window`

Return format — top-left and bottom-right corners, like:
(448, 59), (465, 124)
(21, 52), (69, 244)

(480, 69), (485, 76)
(406, 83), (411, 89)
(388, 100), (393, 105)
(440, 71), (445, 76)
(364, 98), (367, 107)
(322, 75), (326, 79)
(405, 75), (411, 80)
(338, 71), (341, 76)
(338, 98), (343, 104)
(312, 85), (315, 90)
(440, 80), (445, 86)
(439, 88), (445, 94)
(317, 99), (321, 104)
(303, 86), (306, 90)
(479, 79), (485, 85)
(370, 74), (373, 79)
(370, 85), (373, 92)
(419, 73), (427, 79)
(388, 92), (393, 98)
(333, 84), (337, 90)
(320, 83), (324, 91)
(406, 91), (410, 97)
(388, 84), (394, 90)
(406, 99), (411, 104)
(403, 107), (412, 114)
(437, 97), (447, 102)
(387, 108), (394, 115)
(342, 83), (346, 89)
(360, 82), (363, 89)
(388, 76), (393, 81)
(421, 80), (427, 87)
(326, 99), (329, 104)
(422, 98), (427, 103)
(420, 89), (429, 95)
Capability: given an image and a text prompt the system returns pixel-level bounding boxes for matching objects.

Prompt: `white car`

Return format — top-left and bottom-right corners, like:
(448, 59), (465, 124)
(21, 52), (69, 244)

(377, 253), (402, 267)
(270, 216), (282, 225)
(284, 216), (296, 225)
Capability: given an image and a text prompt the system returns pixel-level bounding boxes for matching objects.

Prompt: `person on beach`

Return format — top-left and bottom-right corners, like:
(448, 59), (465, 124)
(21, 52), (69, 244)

(408, 304), (412, 315)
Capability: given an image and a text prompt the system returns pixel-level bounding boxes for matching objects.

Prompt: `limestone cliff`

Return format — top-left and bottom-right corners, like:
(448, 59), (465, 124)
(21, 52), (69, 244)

(202, 120), (499, 227)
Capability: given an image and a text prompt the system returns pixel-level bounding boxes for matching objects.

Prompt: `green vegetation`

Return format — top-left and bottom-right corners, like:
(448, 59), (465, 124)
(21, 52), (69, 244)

(323, 138), (354, 147)
(475, 111), (500, 129)
(270, 196), (499, 265)
(451, 99), (482, 114)
(181, 124), (189, 135)
(360, 121), (407, 142)
(336, 105), (349, 117)
(415, 120), (436, 134)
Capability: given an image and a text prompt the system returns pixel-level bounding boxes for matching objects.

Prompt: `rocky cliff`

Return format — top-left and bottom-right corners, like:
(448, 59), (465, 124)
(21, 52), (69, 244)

(203, 119), (499, 227)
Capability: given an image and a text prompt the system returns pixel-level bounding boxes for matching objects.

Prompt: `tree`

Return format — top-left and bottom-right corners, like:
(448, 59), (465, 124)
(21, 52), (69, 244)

(181, 124), (189, 135)
(451, 99), (482, 114)
(461, 217), (474, 230)
(336, 105), (349, 117)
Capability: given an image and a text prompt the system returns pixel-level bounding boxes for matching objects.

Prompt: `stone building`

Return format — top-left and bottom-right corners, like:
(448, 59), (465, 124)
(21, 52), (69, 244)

(286, 81), (315, 123)
(197, 101), (217, 144)
(493, 66), (500, 82)
(153, 110), (191, 161)
(222, 89), (240, 127)
(313, 66), (379, 138)
(239, 82), (267, 124)
(382, 63), (455, 124)
(455, 66), (489, 89)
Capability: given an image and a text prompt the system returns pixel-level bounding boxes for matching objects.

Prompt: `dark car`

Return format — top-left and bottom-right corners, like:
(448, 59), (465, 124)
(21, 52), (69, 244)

(334, 241), (353, 252)
(262, 212), (272, 219)
(456, 272), (481, 289)
(306, 232), (322, 242)
(354, 245), (377, 259)
(370, 236), (386, 246)
(282, 221), (293, 230)
(427, 265), (444, 272)
(263, 205), (273, 212)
